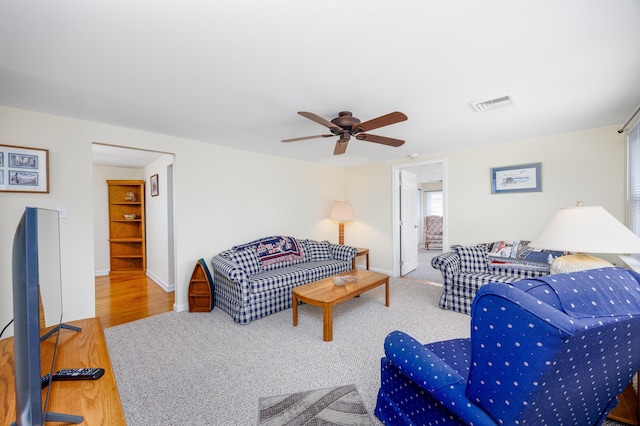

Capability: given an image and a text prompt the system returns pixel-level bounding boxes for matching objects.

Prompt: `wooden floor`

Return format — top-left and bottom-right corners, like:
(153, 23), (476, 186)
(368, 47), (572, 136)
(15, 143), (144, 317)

(95, 274), (174, 329)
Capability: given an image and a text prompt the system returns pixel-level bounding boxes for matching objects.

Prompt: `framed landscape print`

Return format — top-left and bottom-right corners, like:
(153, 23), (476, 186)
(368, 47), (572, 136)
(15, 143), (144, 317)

(491, 162), (541, 194)
(0, 144), (50, 193)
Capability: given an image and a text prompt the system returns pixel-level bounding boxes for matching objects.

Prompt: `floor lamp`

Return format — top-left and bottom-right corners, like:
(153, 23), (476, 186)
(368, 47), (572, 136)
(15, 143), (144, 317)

(330, 200), (353, 245)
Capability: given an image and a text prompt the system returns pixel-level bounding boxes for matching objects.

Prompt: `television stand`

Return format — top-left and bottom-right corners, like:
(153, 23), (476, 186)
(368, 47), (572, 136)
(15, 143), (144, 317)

(43, 411), (83, 424)
(0, 318), (126, 425)
(40, 322), (82, 341)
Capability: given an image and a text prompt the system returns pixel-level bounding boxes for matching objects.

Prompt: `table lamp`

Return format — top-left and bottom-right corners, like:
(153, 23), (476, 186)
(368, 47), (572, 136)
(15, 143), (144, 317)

(330, 200), (354, 245)
(529, 202), (640, 273)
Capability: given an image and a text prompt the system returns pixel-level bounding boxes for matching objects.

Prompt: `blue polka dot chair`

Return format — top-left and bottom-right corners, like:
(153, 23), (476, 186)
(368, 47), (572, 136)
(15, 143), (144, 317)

(375, 267), (640, 425)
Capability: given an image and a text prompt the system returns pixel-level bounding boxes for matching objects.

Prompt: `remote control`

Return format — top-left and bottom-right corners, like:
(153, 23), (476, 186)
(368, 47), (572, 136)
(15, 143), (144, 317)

(41, 373), (52, 389)
(53, 368), (105, 381)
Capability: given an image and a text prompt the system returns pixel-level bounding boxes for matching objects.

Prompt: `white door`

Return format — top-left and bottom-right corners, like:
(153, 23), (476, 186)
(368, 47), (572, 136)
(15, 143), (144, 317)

(400, 169), (419, 275)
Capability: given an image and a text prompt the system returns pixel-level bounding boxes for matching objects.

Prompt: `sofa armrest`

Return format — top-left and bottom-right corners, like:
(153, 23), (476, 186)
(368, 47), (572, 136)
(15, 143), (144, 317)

(431, 251), (460, 278)
(330, 244), (357, 262)
(210, 254), (251, 284)
(384, 331), (496, 425)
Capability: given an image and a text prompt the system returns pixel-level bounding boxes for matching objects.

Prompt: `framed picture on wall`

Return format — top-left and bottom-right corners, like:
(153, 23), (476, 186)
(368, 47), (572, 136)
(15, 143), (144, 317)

(150, 174), (159, 197)
(0, 144), (49, 193)
(491, 162), (541, 194)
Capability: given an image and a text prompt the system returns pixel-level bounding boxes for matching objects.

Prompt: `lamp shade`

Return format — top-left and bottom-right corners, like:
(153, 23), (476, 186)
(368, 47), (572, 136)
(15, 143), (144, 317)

(529, 205), (640, 254)
(330, 200), (354, 222)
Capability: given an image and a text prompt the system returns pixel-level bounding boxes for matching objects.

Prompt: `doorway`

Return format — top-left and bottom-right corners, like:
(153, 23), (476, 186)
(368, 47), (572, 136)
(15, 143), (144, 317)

(92, 143), (177, 319)
(391, 159), (446, 278)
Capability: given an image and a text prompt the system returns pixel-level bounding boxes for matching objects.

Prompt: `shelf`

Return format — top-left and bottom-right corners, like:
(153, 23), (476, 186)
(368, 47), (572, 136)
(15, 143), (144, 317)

(107, 180), (146, 275)
(188, 259), (214, 312)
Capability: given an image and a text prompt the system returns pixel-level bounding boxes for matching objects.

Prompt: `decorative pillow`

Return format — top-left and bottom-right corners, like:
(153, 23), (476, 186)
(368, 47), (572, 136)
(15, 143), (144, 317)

(304, 240), (333, 261)
(488, 240), (519, 258)
(228, 247), (262, 276)
(453, 245), (488, 273)
(521, 248), (565, 264)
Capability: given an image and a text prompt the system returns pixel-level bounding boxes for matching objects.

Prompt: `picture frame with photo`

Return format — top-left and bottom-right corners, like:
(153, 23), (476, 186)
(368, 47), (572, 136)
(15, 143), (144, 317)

(0, 144), (49, 193)
(150, 174), (159, 197)
(491, 162), (541, 194)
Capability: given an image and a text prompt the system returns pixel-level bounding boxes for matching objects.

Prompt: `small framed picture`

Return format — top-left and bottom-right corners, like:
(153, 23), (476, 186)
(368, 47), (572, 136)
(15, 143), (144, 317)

(150, 174), (159, 197)
(491, 163), (541, 194)
(0, 144), (49, 193)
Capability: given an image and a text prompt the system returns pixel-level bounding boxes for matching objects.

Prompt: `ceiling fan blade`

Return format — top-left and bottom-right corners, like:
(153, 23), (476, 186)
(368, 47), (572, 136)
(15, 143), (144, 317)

(298, 111), (342, 131)
(356, 133), (405, 147)
(354, 111), (407, 133)
(281, 134), (333, 142)
(334, 139), (349, 155)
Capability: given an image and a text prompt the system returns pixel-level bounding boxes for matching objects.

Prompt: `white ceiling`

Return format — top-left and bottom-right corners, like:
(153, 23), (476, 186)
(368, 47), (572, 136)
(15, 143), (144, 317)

(2, 1), (640, 168)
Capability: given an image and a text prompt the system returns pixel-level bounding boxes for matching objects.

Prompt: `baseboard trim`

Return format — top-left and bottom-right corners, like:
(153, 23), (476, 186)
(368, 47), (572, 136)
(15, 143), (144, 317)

(174, 303), (189, 312)
(146, 270), (175, 293)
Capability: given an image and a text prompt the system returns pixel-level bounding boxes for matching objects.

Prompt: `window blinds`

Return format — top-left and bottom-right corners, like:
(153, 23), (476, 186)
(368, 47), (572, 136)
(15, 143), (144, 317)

(628, 122), (640, 235)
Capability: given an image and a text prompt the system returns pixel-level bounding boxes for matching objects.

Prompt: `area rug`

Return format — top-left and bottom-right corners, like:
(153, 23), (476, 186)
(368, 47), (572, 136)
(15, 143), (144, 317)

(258, 384), (373, 425)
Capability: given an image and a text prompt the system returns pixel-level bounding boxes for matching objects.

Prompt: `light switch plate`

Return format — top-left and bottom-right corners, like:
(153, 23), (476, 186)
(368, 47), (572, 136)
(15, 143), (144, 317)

(56, 204), (68, 218)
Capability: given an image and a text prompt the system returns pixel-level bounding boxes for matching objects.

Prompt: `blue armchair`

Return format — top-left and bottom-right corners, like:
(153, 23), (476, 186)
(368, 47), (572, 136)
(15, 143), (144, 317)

(375, 267), (640, 425)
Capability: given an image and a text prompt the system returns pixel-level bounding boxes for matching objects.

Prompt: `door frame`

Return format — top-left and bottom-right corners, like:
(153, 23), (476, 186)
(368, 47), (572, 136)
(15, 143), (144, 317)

(391, 159), (447, 277)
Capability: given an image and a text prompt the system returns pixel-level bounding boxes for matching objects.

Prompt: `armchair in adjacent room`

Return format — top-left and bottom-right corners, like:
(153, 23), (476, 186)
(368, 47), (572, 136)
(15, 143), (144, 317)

(374, 267), (640, 425)
(424, 215), (443, 250)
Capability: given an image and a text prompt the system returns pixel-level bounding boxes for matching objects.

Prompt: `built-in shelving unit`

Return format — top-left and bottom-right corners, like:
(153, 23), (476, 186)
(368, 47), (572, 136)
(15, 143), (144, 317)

(107, 180), (146, 275)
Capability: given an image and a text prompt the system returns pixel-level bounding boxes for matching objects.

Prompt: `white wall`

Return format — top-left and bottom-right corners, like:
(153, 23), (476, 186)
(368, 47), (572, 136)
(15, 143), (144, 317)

(344, 125), (626, 274)
(0, 104), (627, 336)
(92, 165), (143, 275)
(144, 154), (174, 290)
(1, 108), (97, 334)
(0, 106), (344, 335)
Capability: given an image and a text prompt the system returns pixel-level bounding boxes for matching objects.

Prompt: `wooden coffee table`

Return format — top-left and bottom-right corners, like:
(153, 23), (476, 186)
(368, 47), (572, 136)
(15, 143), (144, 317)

(292, 269), (390, 341)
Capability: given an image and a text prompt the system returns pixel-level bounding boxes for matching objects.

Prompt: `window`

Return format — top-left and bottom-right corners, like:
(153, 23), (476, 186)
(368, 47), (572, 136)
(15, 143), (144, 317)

(628, 121), (640, 235)
(426, 191), (443, 216)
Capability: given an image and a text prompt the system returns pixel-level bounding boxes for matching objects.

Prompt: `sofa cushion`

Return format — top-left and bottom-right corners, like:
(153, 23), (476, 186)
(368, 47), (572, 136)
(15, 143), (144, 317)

(303, 240), (333, 261)
(248, 267), (308, 293)
(228, 248), (262, 276)
(292, 260), (351, 282)
(453, 245), (488, 273)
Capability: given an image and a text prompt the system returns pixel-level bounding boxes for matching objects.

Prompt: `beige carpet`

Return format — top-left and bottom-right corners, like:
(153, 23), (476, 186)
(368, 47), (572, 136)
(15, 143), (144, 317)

(404, 248), (443, 283)
(104, 278), (463, 425)
(103, 277), (629, 426)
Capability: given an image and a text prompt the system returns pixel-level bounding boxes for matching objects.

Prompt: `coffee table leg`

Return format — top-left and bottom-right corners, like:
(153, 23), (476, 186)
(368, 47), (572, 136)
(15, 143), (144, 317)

(323, 304), (333, 341)
(293, 293), (298, 326)
(385, 278), (389, 307)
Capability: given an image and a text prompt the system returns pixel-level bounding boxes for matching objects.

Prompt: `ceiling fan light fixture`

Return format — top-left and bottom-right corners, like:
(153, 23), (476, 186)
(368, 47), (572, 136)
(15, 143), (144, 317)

(469, 95), (513, 113)
(282, 110), (407, 155)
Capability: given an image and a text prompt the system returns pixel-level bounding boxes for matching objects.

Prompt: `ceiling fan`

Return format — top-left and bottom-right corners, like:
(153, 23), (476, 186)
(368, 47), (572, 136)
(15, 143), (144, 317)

(282, 111), (408, 155)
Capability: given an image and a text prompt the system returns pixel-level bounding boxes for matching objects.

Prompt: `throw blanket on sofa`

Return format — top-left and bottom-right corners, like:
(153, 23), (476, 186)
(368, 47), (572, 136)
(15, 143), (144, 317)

(234, 236), (304, 266)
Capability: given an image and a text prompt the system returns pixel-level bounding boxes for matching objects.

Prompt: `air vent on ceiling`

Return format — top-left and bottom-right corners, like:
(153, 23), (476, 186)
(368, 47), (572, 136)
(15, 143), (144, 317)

(469, 95), (513, 112)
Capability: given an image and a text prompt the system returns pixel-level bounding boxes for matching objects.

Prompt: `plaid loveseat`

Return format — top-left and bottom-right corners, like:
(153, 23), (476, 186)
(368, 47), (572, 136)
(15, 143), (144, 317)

(210, 236), (357, 323)
(432, 240), (564, 314)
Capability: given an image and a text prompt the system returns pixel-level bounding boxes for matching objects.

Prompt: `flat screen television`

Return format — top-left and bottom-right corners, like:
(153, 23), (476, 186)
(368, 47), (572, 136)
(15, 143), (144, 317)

(11, 207), (82, 425)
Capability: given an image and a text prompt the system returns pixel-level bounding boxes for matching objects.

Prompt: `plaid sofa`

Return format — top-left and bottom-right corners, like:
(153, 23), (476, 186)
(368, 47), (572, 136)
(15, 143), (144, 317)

(210, 236), (357, 323)
(432, 241), (563, 314)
